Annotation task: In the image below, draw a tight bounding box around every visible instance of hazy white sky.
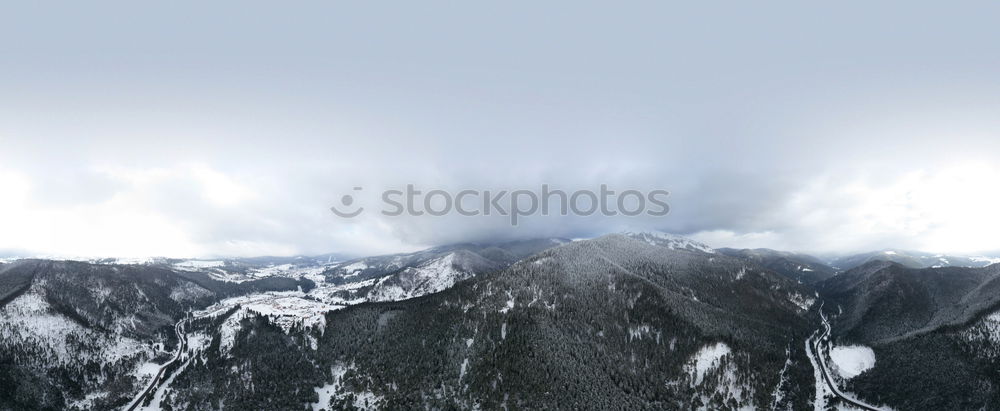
[2,1,1000,258]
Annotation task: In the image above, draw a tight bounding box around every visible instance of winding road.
[125,317,188,411]
[806,303,886,411]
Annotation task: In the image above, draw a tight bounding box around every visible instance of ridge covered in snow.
[0,285,148,365]
[621,231,716,253]
[367,253,473,302]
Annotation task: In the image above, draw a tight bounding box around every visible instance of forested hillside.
[164,234,819,410]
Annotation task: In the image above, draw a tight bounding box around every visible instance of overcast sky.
[2,1,1000,258]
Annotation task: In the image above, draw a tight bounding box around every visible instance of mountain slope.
[840,316,1000,410]
[311,238,569,304]
[321,238,569,283]
[0,260,315,410]
[162,233,821,410]
[0,261,201,409]
[717,248,837,284]
[817,263,1000,409]
[819,261,1000,343]
[365,250,498,302]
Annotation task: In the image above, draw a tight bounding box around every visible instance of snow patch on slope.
[771,347,793,409]
[311,363,385,410]
[193,291,343,356]
[971,256,1000,265]
[368,253,472,302]
[0,285,146,365]
[684,342,732,386]
[217,309,250,355]
[788,292,816,312]
[967,311,1000,342]
[627,324,662,343]
[339,261,369,277]
[67,391,108,410]
[681,342,755,409]
[959,310,1000,362]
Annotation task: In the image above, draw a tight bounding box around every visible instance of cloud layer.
[2,2,999,257]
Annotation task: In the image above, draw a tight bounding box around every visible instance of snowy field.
[830,345,876,379]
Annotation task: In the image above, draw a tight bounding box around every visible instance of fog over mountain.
[3,2,1000,259]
